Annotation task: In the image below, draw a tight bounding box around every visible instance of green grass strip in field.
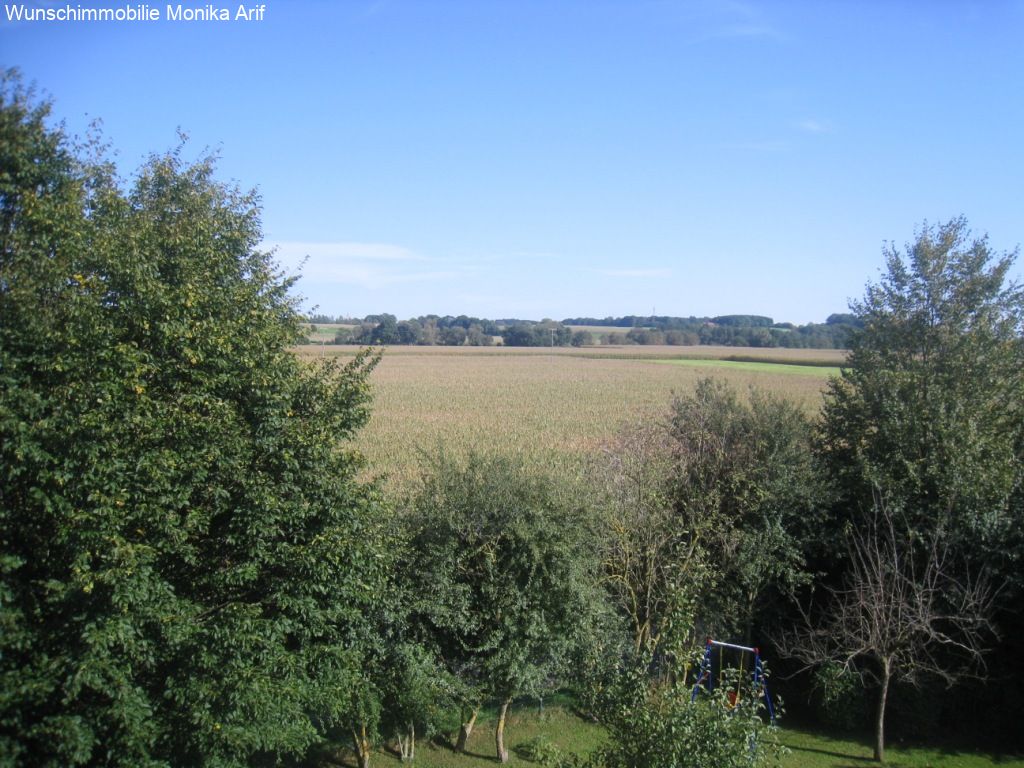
[653,358,842,377]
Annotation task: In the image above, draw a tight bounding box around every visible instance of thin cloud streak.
[264,240,464,291]
[797,119,832,134]
[597,268,673,278]
[269,240,426,262]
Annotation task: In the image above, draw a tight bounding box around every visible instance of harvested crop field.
[294,345,844,486]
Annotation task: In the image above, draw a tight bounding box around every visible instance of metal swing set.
[689,638,776,724]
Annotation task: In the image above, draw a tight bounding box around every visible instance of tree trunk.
[455,708,478,752]
[396,727,412,762]
[495,698,512,764]
[410,721,415,762]
[874,659,891,762]
[353,723,371,768]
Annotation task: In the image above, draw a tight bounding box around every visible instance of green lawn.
[779,726,1024,768]
[315,704,605,767]
[313,705,1022,768]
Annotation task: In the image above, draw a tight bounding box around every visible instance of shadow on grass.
[427,734,496,763]
[309,751,355,768]
[457,748,497,762]
[787,743,876,764]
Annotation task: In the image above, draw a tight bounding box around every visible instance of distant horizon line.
[302,311,852,326]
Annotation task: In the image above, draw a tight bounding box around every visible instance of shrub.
[591,660,781,768]
[810,661,868,732]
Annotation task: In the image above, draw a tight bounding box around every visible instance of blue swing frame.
[689,638,776,724]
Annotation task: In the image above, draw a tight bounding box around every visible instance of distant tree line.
[334,314,500,346]
[564,313,861,348]
[308,312,860,348]
[321,315,589,348]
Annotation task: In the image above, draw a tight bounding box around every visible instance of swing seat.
[727,690,739,708]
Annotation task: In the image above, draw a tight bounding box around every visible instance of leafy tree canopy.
[667,379,828,639]
[404,452,603,762]
[0,71,385,766]
[820,217,1024,572]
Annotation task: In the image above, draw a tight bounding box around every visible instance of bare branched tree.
[780,497,996,762]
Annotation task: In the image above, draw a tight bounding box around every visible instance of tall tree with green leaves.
[819,217,1024,580]
[404,453,602,763]
[0,72,386,766]
[666,378,827,642]
[803,218,1022,753]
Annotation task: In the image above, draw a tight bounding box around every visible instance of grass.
[292,344,843,488]
[313,705,1023,768]
[778,726,1024,768]
[317,702,606,768]
[653,358,842,377]
[306,322,358,342]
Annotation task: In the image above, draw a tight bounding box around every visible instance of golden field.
[294,344,846,487]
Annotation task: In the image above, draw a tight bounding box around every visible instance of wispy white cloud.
[265,240,459,290]
[796,119,832,134]
[302,263,460,288]
[597,268,673,278]
[270,240,426,262]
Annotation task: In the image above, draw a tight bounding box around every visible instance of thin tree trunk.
[396,727,411,762]
[496,698,512,764]
[352,723,371,768]
[875,659,891,763]
[455,708,478,752]
[410,722,415,761]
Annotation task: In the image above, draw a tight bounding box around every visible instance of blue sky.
[3,0,1022,322]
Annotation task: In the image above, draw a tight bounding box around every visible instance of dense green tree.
[0,74,386,766]
[667,379,827,640]
[418,318,440,345]
[397,319,423,345]
[807,218,1024,751]
[571,330,592,347]
[712,315,774,328]
[819,217,1024,579]
[378,642,457,763]
[370,314,400,344]
[500,322,572,347]
[825,313,861,327]
[404,453,602,763]
[465,323,493,346]
[440,325,467,346]
[501,324,536,346]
